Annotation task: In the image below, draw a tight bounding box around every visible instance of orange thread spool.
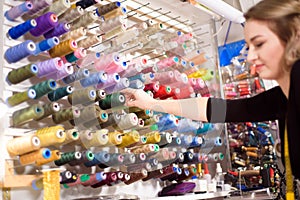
[7,134,41,156]
[19,148,51,166]
[48,39,77,57]
[36,150,61,166]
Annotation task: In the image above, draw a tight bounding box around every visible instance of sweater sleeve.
[207,86,287,123]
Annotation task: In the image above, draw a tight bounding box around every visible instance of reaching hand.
[121,88,156,110]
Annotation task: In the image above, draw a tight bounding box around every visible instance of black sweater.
[207,59,300,179]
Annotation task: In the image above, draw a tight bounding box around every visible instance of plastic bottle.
[215,163,225,191]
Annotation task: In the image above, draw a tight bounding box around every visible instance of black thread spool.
[68,150,94,166]
[76,0,98,9]
[60,171,77,184]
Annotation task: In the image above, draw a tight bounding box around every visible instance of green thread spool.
[35,102,61,121]
[201,69,214,81]
[68,88,96,105]
[12,104,44,126]
[7,64,38,84]
[54,151,81,166]
[30,79,57,99]
[48,86,73,102]
[68,150,94,166]
[7,89,36,107]
[52,107,80,124]
[99,92,125,110]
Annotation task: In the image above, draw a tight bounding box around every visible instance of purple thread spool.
[36,57,64,78]
[30,12,58,37]
[46,63,74,80]
[34,37,60,55]
[95,72,120,89]
[43,23,70,39]
[7,19,37,40]
[5,1,33,21]
[104,77,129,94]
[27,0,53,16]
[80,71,107,88]
[4,40,36,63]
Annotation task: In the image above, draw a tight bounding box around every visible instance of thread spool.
[127,162,151,172]
[49,39,77,58]
[68,88,96,105]
[98,153,124,168]
[145,131,161,144]
[98,92,125,110]
[104,77,129,94]
[158,132,172,147]
[12,104,44,126]
[27,0,53,16]
[35,102,60,121]
[6,64,38,85]
[7,19,36,40]
[124,168,147,185]
[4,40,36,63]
[44,23,70,39]
[60,171,77,184]
[46,63,74,81]
[44,0,71,16]
[19,148,51,165]
[98,15,126,34]
[5,1,33,21]
[104,23,126,39]
[71,11,99,30]
[59,6,84,23]
[52,107,80,124]
[62,68,89,84]
[36,57,64,78]
[34,37,60,55]
[61,27,87,41]
[81,172,107,187]
[68,150,94,166]
[95,72,118,88]
[95,2,121,16]
[81,129,109,148]
[130,144,156,154]
[80,71,107,88]
[77,35,102,49]
[108,131,123,146]
[117,130,140,148]
[6,89,36,107]
[29,12,58,37]
[115,27,139,45]
[36,150,61,166]
[98,112,121,128]
[60,128,79,145]
[29,79,57,99]
[47,86,73,102]
[144,115,160,126]
[115,113,138,130]
[63,48,87,63]
[84,151,110,167]
[54,151,81,166]
[91,172,117,188]
[35,125,66,147]
[7,134,40,156]
[122,153,136,165]
[63,174,90,188]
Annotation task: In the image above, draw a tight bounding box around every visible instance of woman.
[123,0,300,184]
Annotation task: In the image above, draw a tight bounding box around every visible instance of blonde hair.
[244,0,300,70]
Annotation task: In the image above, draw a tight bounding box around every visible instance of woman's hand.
[121,88,156,110]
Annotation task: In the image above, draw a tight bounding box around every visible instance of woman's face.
[244,19,286,80]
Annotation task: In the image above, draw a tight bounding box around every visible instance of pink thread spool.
[94,52,119,71]
[153,71,174,84]
[156,56,179,70]
[172,85,195,99]
[77,52,101,68]
[46,63,73,80]
[173,33,193,44]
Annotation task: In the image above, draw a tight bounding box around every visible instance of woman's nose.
[246,47,258,63]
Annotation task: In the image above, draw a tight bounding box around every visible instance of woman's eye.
[255,43,263,48]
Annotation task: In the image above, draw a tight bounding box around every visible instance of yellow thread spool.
[108,131,123,146]
[62,128,79,144]
[49,39,77,58]
[36,150,61,166]
[7,89,36,107]
[43,169,60,200]
[35,126,66,147]
[61,27,86,41]
[117,130,140,148]
[81,129,109,149]
[145,131,161,144]
[19,148,51,166]
[7,134,41,156]
[77,35,102,49]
